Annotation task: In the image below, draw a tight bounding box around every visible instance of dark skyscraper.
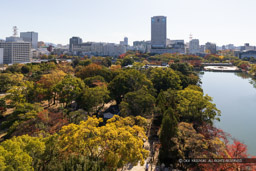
[151,16,167,49]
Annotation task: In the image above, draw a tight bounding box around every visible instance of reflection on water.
[235,72,251,79]
[235,72,256,89]
[201,71,256,155]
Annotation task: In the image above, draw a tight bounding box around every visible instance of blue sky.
[1,0,256,46]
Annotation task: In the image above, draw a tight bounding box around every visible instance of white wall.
[0,48,3,64]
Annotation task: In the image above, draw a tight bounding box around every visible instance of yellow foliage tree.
[0,135,45,171]
[58,116,149,169]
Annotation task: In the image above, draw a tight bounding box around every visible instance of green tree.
[78,59,92,66]
[0,98,6,118]
[150,68,181,93]
[66,109,88,124]
[1,103,43,137]
[120,88,155,117]
[121,56,134,67]
[54,75,85,107]
[156,89,178,114]
[6,86,27,106]
[39,62,57,74]
[77,86,110,114]
[84,75,105,87]
[102,57,112,67]
[108,69,153,104]
[6,81,39,105]
[177,87,221,125]
[0,73,24,93]
[21,65,31,74]
[175,71,199,89]
[37,70,66,104]
[0,135,45,170]
[249,64,256,77]
[5,64,22,73]
[159,108,178,165]
[170,63,193,76]
[132,62,145,70]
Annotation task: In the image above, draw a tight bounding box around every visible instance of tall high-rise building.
[69,37,82,52]
[124,37,128,46]
[151,16,167,49]
[189,39,200,54]
[20,32,38,49]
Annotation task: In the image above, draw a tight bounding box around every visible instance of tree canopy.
[120,88,156,117]
[149,68,181,93]
[58,116,149,169]
[108,69,153,104]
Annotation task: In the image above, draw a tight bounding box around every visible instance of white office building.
[20,32,38,49]
[189,39,200,54]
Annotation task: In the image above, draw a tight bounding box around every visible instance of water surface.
[201,72,256,155]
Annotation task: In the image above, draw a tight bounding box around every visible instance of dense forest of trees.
[0,52,254,170]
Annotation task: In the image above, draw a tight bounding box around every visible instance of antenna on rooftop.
[13,26,18,37]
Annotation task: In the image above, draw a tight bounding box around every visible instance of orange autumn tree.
[75,63,102,79]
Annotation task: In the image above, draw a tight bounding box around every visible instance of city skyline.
[1,0,256,46]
